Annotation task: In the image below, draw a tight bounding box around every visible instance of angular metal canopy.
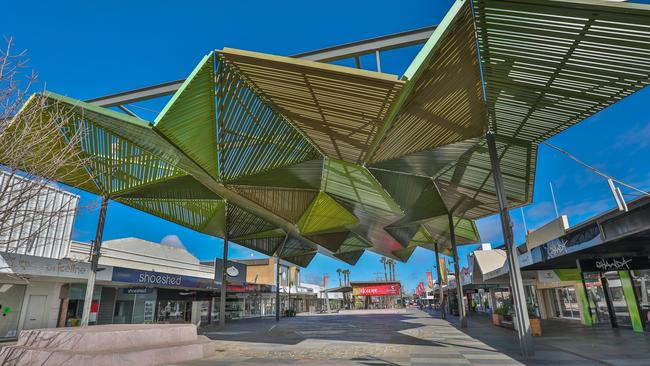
[3,0,649,266]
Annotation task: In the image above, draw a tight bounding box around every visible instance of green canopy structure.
[2,0,649,270]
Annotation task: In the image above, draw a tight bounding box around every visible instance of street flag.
[439,258,448,285]
[323,274,328,287]
[426,271,434,289]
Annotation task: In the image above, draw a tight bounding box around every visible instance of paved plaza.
[168,309,650,366]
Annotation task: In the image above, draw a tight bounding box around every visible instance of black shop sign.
[578,256,650,272]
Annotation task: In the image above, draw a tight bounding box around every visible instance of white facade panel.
[0,171,79,259]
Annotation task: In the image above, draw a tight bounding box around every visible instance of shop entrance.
[583,271,633,328]
[549,286,580,320]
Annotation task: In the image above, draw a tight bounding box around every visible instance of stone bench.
[0,324,216,366]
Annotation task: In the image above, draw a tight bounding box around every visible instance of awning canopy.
[3,0,650,266]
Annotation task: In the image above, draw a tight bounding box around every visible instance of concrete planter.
[530,318,542,336]
[492,314,502,326]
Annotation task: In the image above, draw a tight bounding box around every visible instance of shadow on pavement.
[200,312,449,347]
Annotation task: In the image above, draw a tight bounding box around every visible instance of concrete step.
[0,335,216,366]
[15,324,198,352]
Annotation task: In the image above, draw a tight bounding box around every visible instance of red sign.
[324,274,328,287]
[353,283,401,296]
[426,271,434,289]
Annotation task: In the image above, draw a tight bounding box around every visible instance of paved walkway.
[169,309,650,366]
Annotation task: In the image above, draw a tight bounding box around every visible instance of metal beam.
[292,25,436,62]
[86,26,435,108]
[87,79,185,108]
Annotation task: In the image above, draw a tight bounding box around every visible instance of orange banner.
[439,258,447,285]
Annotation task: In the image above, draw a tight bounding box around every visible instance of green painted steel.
[10,0,648,266]
[232,185,317,224]
[155,52,219,179]
[366,0,486,163]
[473,0,650,142]
[216,58,321,182]
[619,271,644,332]
[575,282,594,327]
[322,158,402,214]
[297,191,359,235]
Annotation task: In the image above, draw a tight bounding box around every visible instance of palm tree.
[336,268,342,287]
[380,257,388,281]
[388,259,396,281]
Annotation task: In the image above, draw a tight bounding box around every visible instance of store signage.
[578,256,650,272]
[536,223,602,261]
[352,283,401,296]
[112,267,217,289]
[213,259,247,283]
[226,266,239,277]
[122,287,153,295]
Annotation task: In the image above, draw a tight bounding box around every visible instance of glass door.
[583,272,611,326]
[603,272,632,327]
[552,287,580,320]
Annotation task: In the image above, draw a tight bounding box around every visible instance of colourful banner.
[324,274,328,287]
[352,283,401,296]
[426,271,434,289]
[439,258,448,285]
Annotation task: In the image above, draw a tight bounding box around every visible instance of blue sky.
[4,0,650,293]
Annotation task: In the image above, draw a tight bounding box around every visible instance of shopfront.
[351,282,402,309]
[578,256,649,332]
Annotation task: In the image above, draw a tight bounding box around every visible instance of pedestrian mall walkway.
[172,309,650,366]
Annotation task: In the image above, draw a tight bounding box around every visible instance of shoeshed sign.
[578,256,650,272]
[112,267,217,290]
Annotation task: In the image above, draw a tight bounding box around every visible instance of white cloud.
[160,234,185,249]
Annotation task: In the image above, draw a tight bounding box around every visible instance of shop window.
[0,283,26,340]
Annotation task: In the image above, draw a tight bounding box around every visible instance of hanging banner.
[439,258,448,285]
[426,271,434,289]
[352,283,401,296]
[323,274,328,287]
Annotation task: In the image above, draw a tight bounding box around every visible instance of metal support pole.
[433,241,446,319]
[81,196,109,327]
[219,203,229,328]
[276,234,289,321]
[448,213,467,328]
[375,50,382,72]
[486,131,534,358]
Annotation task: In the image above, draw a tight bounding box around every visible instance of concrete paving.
[168,309,650,366]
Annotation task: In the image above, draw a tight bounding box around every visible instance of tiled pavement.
[168,309,650,366]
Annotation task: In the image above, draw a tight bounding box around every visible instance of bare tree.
[0,37,93,258]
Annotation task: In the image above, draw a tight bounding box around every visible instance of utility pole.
[81,196,109,327]
[448,213,467,328]
[433,241,445,319]
[276,235,288,321]
[486,131,534,358]
[219,202,229,328]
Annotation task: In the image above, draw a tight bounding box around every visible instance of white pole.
[549,182,559,218]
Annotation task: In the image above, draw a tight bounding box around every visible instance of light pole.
[80,196,109,327]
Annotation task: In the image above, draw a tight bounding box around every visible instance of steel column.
[219,203,229,328]
[486,131,534,358]
[433,241,446,319]
[448,213,467,328]
[80,196,109,326]
[276,235,289,321]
